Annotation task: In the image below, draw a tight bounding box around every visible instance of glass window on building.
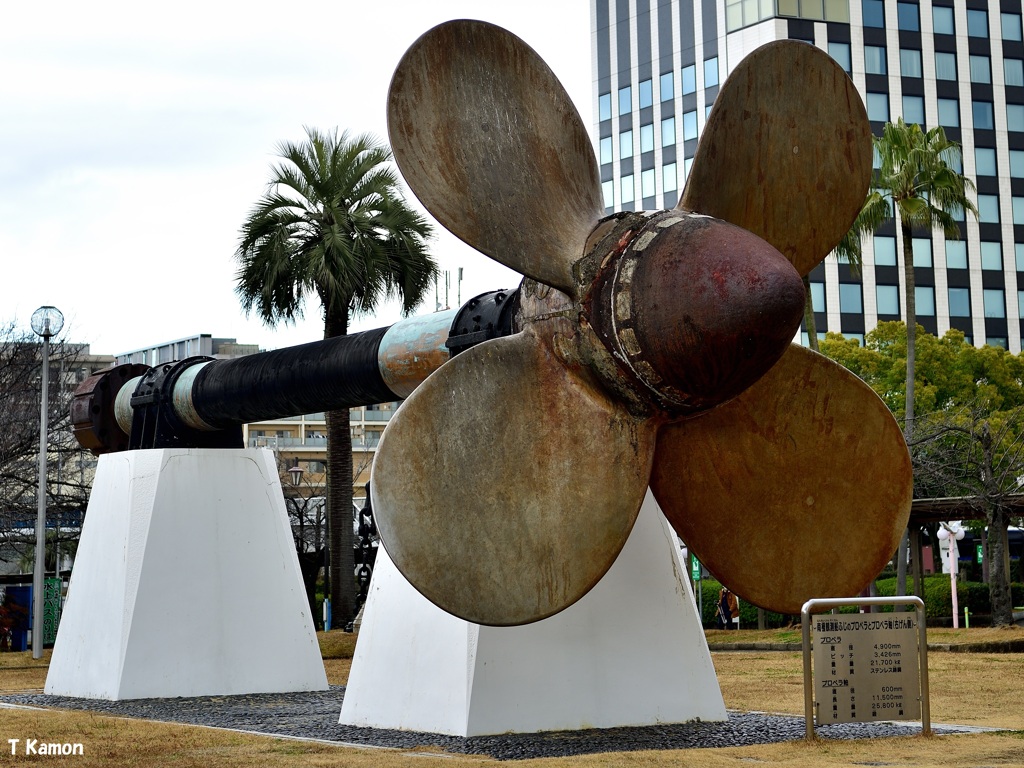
[620,129,633,158]
[946,240,968,269]
[863,0,885,27]
[839,283,863,313]
[900,49,922,78]
[976,147,998,176]
[875,235,897,265]
[704,57,719,88]
[947,151,963,175]
[683,110,698,141]
[877,284,900,315]
[682,64,696,95]
[1010,105,1024,130]
[1014,197,1024,226]
[641,168,656,198]
[984,288,1006,319]
[619,85,632,115]
[867,92,890,122]
[933,5,955,34]
[970,55,991,84]
[663,162,677,192]
[1019,291,1024,319]
[602,180,614,208]
[938,98,960,127]
[1017,243,1024,271]
[640,123,655,153]
[599,93,612,121]
[660,71,674,101]
[904,95,925,124]
[967,9,988,37]
[600,136,613,164]
[621,174,634,205]
[897,2,919,30]
[1003,12,1023,41]
[973,101,995,130]
[949,287,971,317]
[683,155,694,180]
[662,116,676,146]
[916,286,936,316]
[865,45,887,75]
[935,51,957,80]
[979,194,1000,223]
[1006,59,1024,88]
[912,238,932,267]
[981,241,1002,270]
[810,281,825,312]
[639,79,653,110]
[829,41,851,72]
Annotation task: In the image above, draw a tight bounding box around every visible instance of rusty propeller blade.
[650,345,913,615]
[371,327,657,626]
[679,40,872,277]
[387,19,603,296]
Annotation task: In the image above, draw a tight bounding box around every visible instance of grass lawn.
[0,627,1021,767]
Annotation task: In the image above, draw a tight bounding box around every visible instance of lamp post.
[30,305,63,659]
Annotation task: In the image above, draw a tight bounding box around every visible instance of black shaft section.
[191,327,394,429]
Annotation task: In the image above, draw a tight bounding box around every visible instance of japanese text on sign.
[811,613,920,725]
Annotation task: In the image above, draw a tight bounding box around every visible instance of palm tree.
[842,119,977,438]
[841,118,977,597]
[235,127,437,626]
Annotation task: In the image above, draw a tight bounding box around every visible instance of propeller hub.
[582,211,805,417]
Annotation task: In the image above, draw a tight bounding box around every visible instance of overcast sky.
[0,1,592,355]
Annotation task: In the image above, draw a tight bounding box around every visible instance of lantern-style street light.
[30,306,63,659]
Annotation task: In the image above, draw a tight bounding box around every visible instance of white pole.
[32,333,50,659]
[949,533,960,629]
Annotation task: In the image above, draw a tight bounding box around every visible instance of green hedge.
[874,575,1024,620]
[694,576,1023,627]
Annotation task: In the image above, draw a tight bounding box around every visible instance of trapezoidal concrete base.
[339,491,726,736]
[45,448,328,700]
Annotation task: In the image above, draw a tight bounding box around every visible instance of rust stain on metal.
[387,20,603,296]
[650,344,913,615]
[679,40,872,276]
[71,363,149,454]
[372,317,657,627]
[378,309,457,399]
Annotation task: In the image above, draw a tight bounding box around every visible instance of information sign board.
[811,614,921,724]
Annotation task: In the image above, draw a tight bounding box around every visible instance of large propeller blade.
[371,325,657,626]
[387,20,603,295]
[679,41,872,276]
[649,345,913,615]
[374,21,908,627]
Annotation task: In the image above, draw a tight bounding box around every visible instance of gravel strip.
[2,688,973,761]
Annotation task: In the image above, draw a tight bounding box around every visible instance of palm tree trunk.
[897,220,917,601]
[802,275,819,352]
[325,308,357,627]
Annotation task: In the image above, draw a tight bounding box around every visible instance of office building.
[591,0,1024,350]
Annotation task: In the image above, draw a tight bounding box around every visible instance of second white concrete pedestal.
[45,449,328,700]
[340,491,725,735]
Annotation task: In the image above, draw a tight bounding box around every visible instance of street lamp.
[288,464,305,487]
[30,305,63,659]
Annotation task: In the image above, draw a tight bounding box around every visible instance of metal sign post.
[801,596,930,740]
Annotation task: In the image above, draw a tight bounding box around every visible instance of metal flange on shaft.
[71,289,519,454]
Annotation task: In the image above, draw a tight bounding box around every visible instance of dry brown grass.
[0,629,1022,767]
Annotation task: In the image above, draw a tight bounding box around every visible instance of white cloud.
[0,0,591,353]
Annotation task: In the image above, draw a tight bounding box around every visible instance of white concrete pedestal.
[45,449,328,700]
[340,491,725,735]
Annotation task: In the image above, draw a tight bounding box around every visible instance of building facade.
[592,0,1024,350]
